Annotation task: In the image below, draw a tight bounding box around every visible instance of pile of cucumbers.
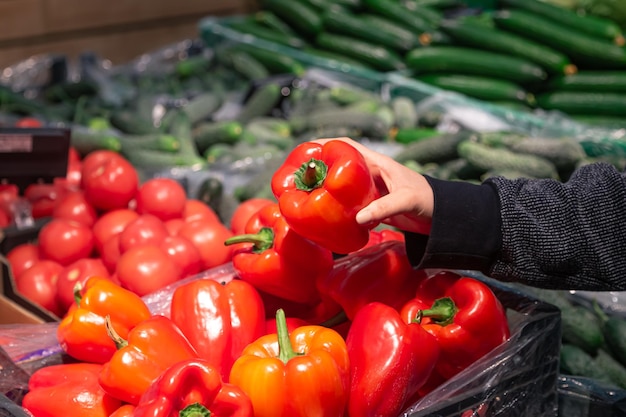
[221,0,626,124]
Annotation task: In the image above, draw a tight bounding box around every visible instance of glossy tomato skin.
[229,197,274,235]
[15,260,63,316]
[135,178,187,221]
[178,219,234,271]
[55,258,111,313]
[92,209,139,254]
[116,245,182,296]
[100,235,121,274]
[38,219,95,266]
[81,153,139,212]
[182,199,220,224]
[52,191,98,227]
[160,235,202,278]
[117,214,168,254]
[6,243,40,280]
[80,150,122,179]
[164,218,185,236]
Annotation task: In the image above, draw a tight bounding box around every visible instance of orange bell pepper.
[56,276,151,363]
[229,309,350,417]
[98,315,199,405]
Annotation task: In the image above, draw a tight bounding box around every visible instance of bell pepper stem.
[294,158,328,191]
[223,227,274,253]
[276,308,303,363]
[73,282,83,306]
[180,403,211,417]
[416,297,458,326]
[320,310,348,328]
[104,315,129,349]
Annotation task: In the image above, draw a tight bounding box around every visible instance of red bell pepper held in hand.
[224,203,333,305]
[400,271,511,382]
[126,359,253,417]
[229,309,350,417]
[359,228,405,251]
[99,315,200,405]
[318,240,427,320]
[270,140,378,254]
[22,363,122,417]
[170,278,266,381]
[346,302,440,417]
[56,276,151,363]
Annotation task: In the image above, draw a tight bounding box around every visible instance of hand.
[312,137,434,235]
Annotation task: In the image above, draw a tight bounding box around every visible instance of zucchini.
[315,32,406,71]
[439,19,577,75]
[394,131,472,164]
[229,20,308,49]
[258,0,323,39]
[548,71,626,93]
[417,74,534,104]
[322,8,418,52]
[492,10,626,70]
[405,46,548,84]
[361,0,435,35]
[498,0,625,46]
[536,92,626,117]
[237,83,284,125]
[458,140,559,179]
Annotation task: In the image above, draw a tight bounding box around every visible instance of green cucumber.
[253,10,297,35]
[70,126,122,156]
[408,0,461,8]
[499,0,625,45]
[390,96,419,130]
[401,2,443,25]
[192,120,244,153]
[439,19,577,75]
[594,349,626,389]
[548,71,626,93]
[560,344,615,385]
[301,47,372,68]
[181,92,223,126]
[571,115,626,129]
[258,0,323,39]
[536,92,626,117]
[392,127,440,144]
[109,109,159,135]
[417,74,534,104]
[328,85,381,106]
[405,46,548,84]
[125,149,207,170]
[315,32,406,71]
[216,49,270,81]
[361,0,435,35]
[229,20,308,49]
[120,134,180,154]
[358,14,422,49]
[458,140,559,179]
[322,8,418,52]
[245,117,292,137]
[492,10,626,70]
[595,305,626,369]
[237,83,284,124]
[242,124,295,150]
[288,106,393,138]
[394,131,472,164]
[225,44,306,76]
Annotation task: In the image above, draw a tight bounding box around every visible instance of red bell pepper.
[99,315,200,405]
[317,240,427,320]
[224,203,334,305]
[346,302,440,417]
[22,363,122,417]
[57,276,151,363]
[170,278,266,381]
[400,271,510,383]
[360,228,405,251]
[229,309,350,417]
[115,359,253,417]
[270,139,378,254]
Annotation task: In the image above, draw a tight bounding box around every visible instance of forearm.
[405,163,626,291]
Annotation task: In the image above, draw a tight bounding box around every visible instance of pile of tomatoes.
[3,148,272,318]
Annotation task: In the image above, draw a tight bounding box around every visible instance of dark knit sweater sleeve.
[405,162,626,291]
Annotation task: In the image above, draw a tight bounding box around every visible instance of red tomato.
[81,152,139,211]
[182,199,220,224]
[229,197,275,235]
[118,214,168,254]
[6,243,40,279]
[52,191,98,227]
[160,235,202,278]
[55,258,110,313]
[68,147,81,165]
[92,209,139,254]
[24,183,67,218]
[14,260,63,316]
[0,210,10,228]
[135,178,187,221]
[116,245,182,296]
[64,160,83,188]
[178,219,234,271]
[164,218,185,236]
[100,235,121,273]
[38,218,94,266]
[80,150,123,179]
[30,198,57,219]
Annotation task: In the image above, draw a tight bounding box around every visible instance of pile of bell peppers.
[20,140,512,417]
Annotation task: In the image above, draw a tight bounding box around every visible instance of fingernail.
[356,209,371,225]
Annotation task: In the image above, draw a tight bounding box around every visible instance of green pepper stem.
[294,158,328,191]
[416,297,458,326]
[73,282,83,306]
[223,227,274,253]
[276,308,302,364]
[180,403,211,417]
[104,315,128,349]
[320,310,348,328]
